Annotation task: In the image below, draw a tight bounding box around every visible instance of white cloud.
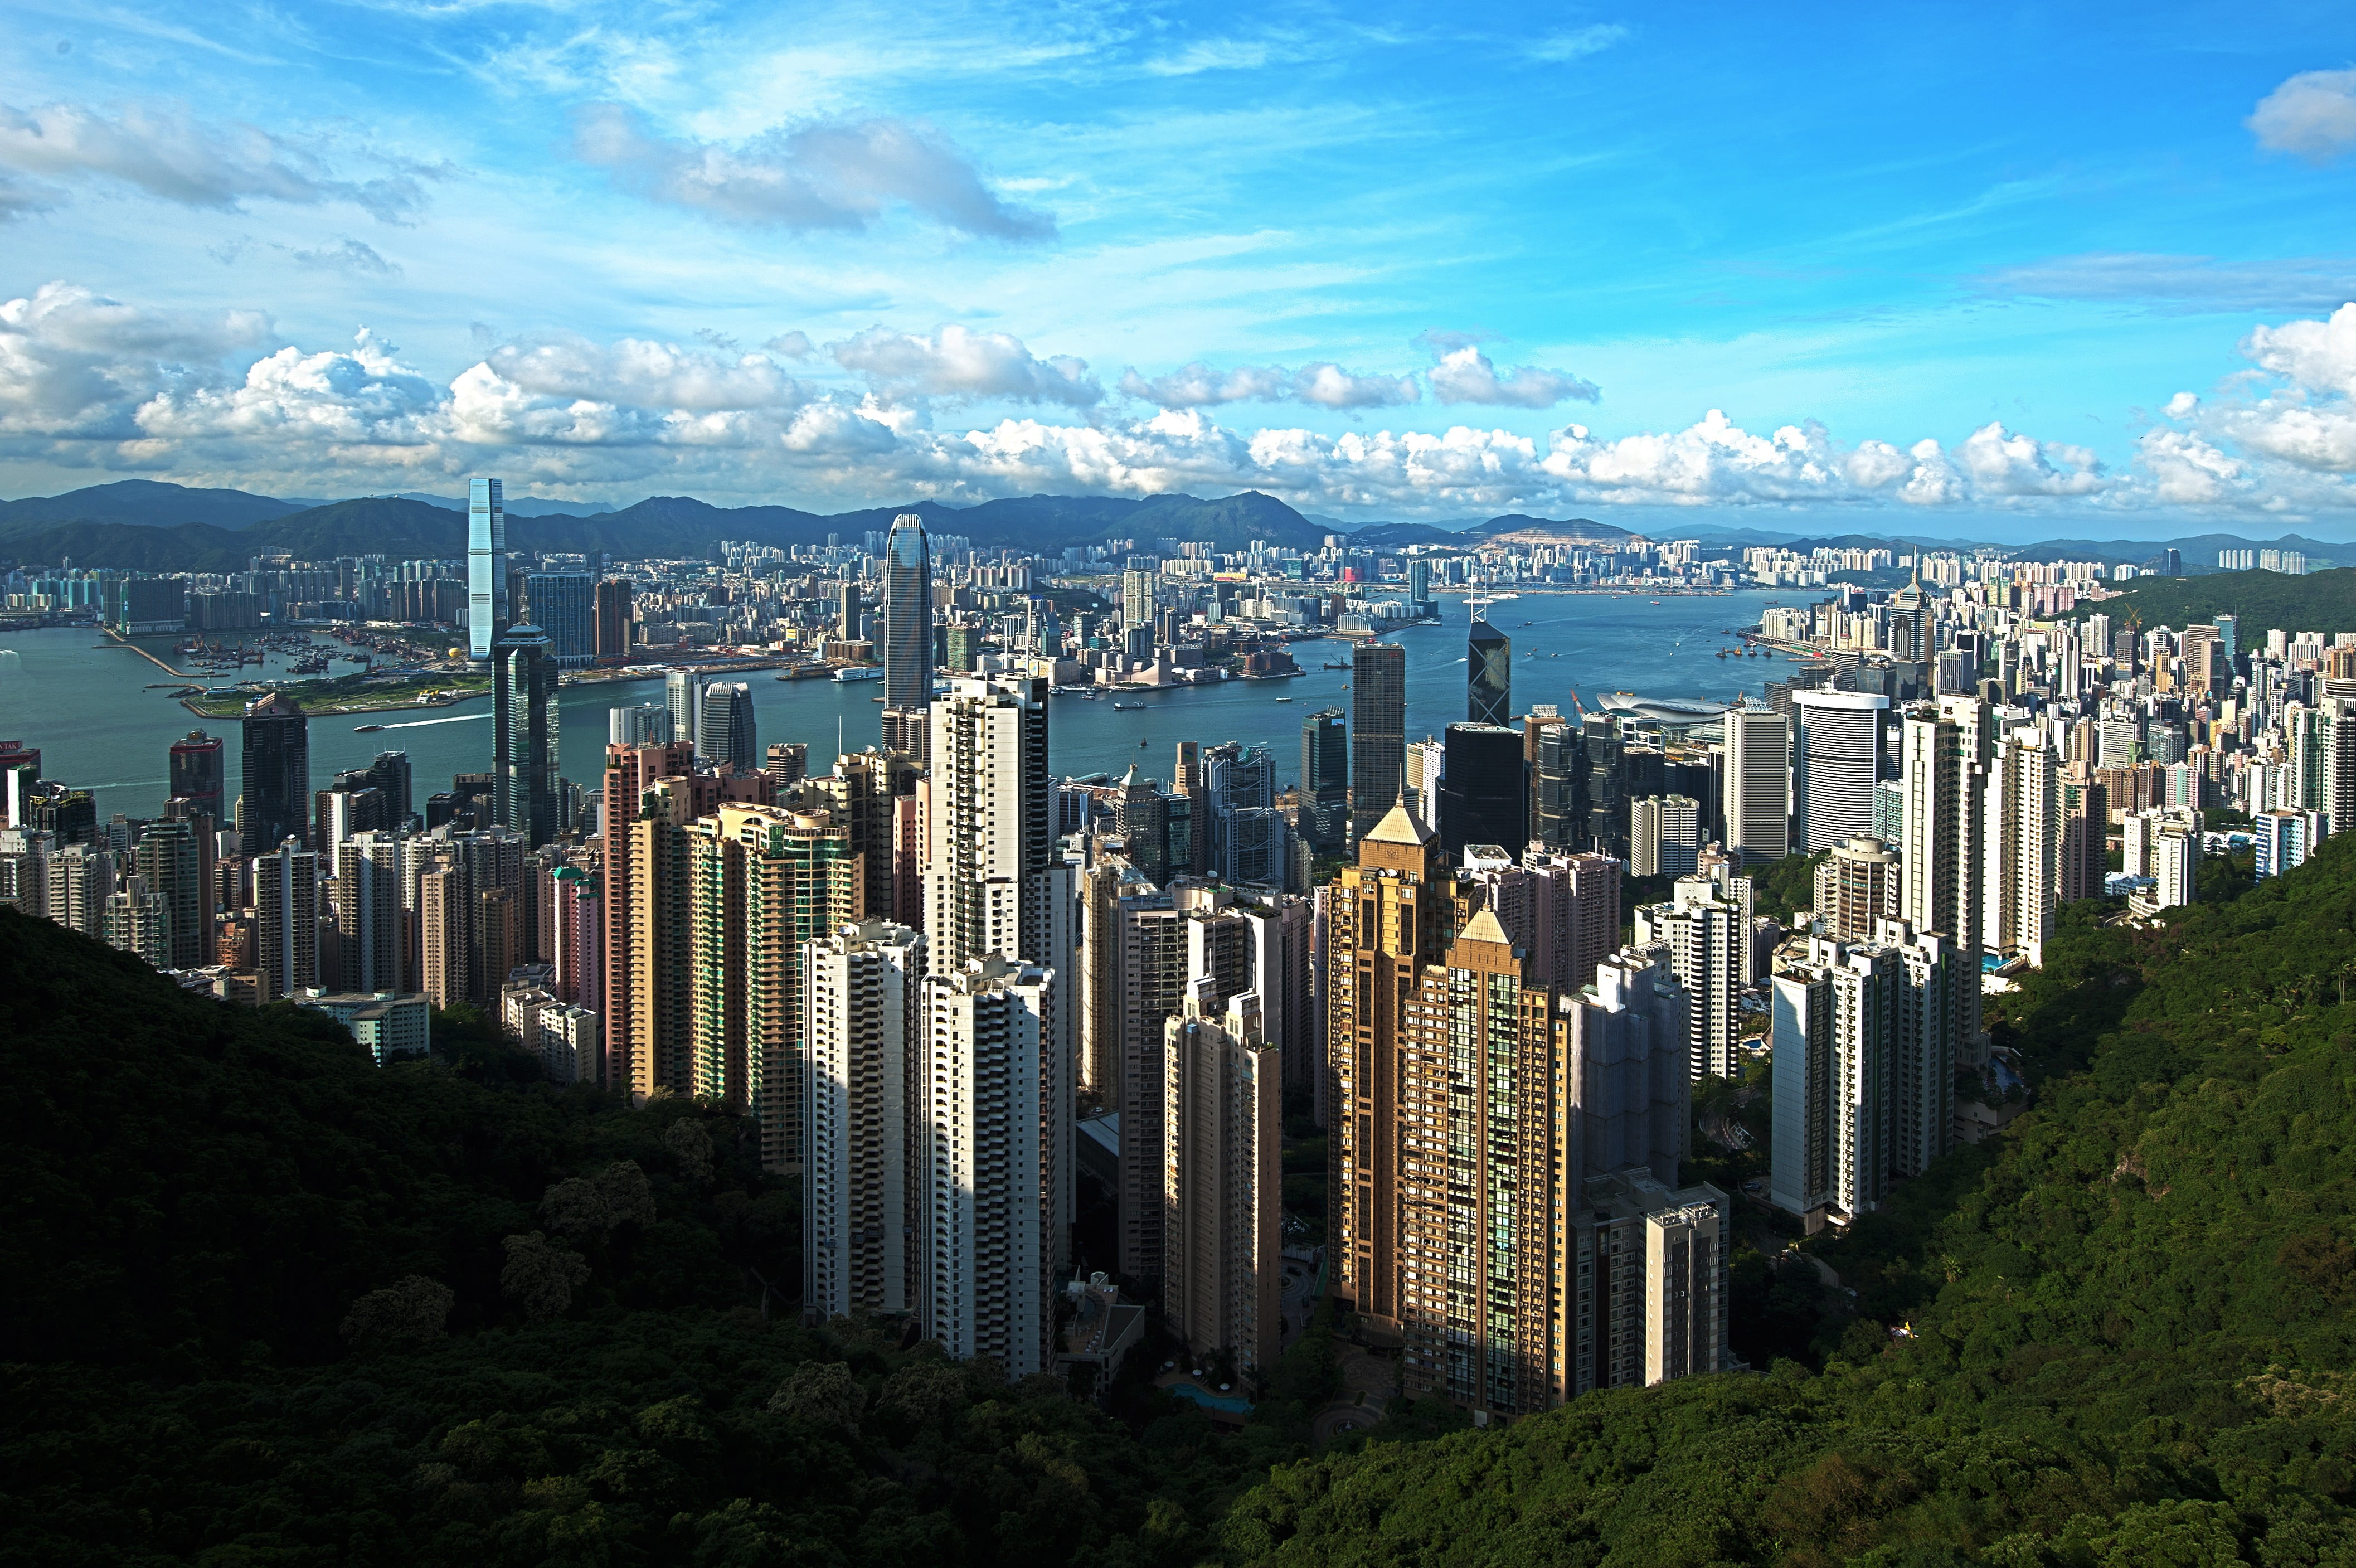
[830,324,1100,407]
[0,281,271,441]
[762,331,815,359]
[2248,69,2356,163]
[10,283,2356,517]
[2165,391,2200,419]
[570,103,1055,240]
[2242,302,2356,397]
[1427,345,1599,407]
[1119,360,1417,409]
[0,100,429,222]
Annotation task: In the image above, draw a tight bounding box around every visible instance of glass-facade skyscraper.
[698,682,758,774]
[1468,616,1512,726]
[525,571,595,668]
[240,692,309,855]
[1300,707,1348,852]
[881,512,932,758]
[467,478,508,661]
[1348,640,1406,843]
[493,622,561,846]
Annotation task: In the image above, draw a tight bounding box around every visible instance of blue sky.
[1,0,2354,539]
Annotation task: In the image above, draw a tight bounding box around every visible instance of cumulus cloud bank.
[571,104,1055,241]
[7,281,2355,516]
[0,100,430,223]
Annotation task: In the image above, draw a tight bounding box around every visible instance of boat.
[1112,701,1144,711]
[832,666,884,683]
[1322,661,1350,669]
[1274,696,1292,702]
[353,724,384,733]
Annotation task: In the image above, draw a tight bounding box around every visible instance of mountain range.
[0,480,2341,574]
[0,482,1631,571]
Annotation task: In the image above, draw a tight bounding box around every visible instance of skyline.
[0,4,2350,536]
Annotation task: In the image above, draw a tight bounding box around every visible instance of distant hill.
[2074,566,2356,636]
[0,486,1335,568]
[1471,513,1633,544]
[0,480,306,538]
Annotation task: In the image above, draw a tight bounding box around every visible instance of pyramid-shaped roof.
[1362,800,1432,847]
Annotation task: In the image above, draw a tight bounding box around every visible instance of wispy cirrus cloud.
[570,103,1056,241]
[1973,251,2356,315]
[1524,23,1628,63]
[0,100,432,223]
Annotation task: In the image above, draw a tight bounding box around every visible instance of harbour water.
[0,590,1797,819]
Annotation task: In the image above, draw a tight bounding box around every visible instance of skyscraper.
[493,622,561,847]
[593,577,634,662]
[697,682,757,774]
[336,832,405,993]
[1348,640,1406,842]
[168,730,225,819]
[132,817,205,969]
[467,477,507,662]
[1163,982,1283,1375]
[881,512,932,758]
[921,953,1062,1377]
[254,838,319,1003]
[1325,799,1473,1334]
[599,740,695,1093]
[1983,728,2058,967]
[523,571,595,668]
[1792,691,1887,851]
[1439,722,1526,863]
[665,669,703,757]
[1396,906,1556,1413]
[1467,616,1512,726]
[1721,708,1790,865]
[1300,707,1348,852]
[804,917,926,1320]
[240,693,309,855]
[609,704,673,746]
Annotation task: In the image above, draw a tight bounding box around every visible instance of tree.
[768,1361,865,1434]
[499,1232,590,1322]
[664,1116,715,1184]
[338,1275,454,1345]
[538,1160,658,1242]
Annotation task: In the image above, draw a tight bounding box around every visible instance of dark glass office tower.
[1348,640,1406,842]
[239,692,309,854]
[168,729,225,818]
[467,477,507,662]
[365,751,414,828]
[524,570,595,667]
[1300,706,1348,851]
[493,622,560,846]
[697,681,758,774]
[1468,617,1512,726]
[881,512,932,760]
[593,577,634,662]
[1580,710,1624,857]
[1439,722,1526,864]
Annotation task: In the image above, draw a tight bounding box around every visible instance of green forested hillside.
[2080,567,2356,638]
[9,820,2356,1566]
[1224,844,2356,1565]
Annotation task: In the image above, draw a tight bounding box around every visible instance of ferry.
[1112,701,1145,711]
[832,666,884,683]
[353,724,384,734]
[1274,696,1293,702]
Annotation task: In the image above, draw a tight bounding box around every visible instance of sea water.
[0,590,1800,819]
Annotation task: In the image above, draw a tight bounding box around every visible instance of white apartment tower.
[920,954,1062,1377]
[804,918,926,1322]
